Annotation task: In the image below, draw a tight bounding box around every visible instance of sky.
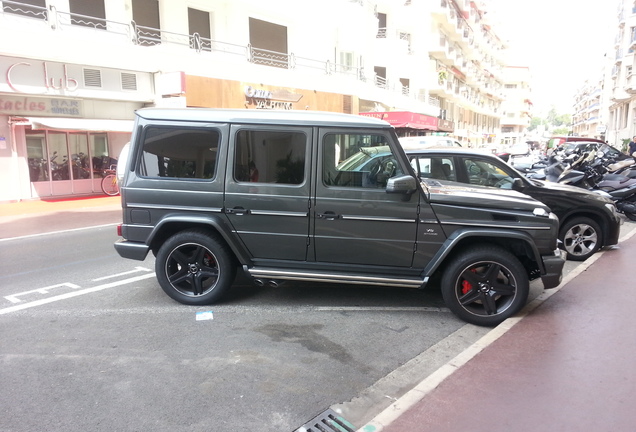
[487,0,616,116]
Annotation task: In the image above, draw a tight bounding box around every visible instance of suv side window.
[323,133,403,188]
[464,157,514,188]
[234,130,306,184]
[411,156,456,181]
[138,126,219,180]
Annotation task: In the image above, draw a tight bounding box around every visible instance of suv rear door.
[224,124,312,261]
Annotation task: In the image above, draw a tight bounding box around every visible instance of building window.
[132,0,161,46]
[188,7,211,51]
[2,0,47,20]
[249,18,289,68]
[69,0,106,29]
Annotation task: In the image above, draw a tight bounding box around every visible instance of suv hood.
[422,179,550,213]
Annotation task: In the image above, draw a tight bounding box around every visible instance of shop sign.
[5,60,78,93]
[437,118,454,132]
[0,95,83,117]
[244,86,303,110]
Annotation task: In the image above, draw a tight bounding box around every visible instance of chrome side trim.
[435,220,551,230]
[341,215,415,223]
[249,210,308,217]
[127,203,223,213]
[247,267,424,288]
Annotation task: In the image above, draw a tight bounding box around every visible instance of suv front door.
[312,129,419,268]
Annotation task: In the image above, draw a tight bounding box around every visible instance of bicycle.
[101,164,120,196]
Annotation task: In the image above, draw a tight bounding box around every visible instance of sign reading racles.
[244,86,303,110]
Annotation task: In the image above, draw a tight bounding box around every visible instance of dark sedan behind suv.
[405,147,621,261]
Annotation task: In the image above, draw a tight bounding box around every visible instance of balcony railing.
[1,0,47,20]
[0,0,444,111]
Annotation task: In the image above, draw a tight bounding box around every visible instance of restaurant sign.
[0,95,83,117]
[244,86,303,110]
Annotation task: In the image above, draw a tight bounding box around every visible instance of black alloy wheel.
[155,230,236,305]
[441,245,529,327]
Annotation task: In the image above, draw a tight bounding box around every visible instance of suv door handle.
[317,211,339,220]
[226,207,249,215]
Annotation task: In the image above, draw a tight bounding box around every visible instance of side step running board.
[246,266,426,288]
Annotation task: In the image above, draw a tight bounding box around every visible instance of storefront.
[0,55,153,202]
[181,74,351,113]
[359,111,444,137]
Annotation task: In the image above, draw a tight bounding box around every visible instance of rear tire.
[559,217,601,261]
[440,245,529,327]
[155,230,236,305]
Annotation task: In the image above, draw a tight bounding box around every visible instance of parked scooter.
[562,148,636,221]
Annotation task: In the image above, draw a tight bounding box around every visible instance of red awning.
[359,111,439,130]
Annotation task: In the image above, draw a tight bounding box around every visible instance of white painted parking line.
[4,283,81,303]
[0,223,119,242]
[91,266,152,282]
[0,273,156,315]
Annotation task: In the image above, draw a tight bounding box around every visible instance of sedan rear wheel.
[559,217,601,261]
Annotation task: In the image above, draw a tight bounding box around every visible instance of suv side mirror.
[386,175,417,194]
[511,177,524,191]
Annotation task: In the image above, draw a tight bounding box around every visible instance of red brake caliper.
[461,280,473,294]
[461,269,477,294]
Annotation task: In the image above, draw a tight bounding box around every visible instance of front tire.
[155,230,236,305]
[440,245,529,327]
[559,217,601,261]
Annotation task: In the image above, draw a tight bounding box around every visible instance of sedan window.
[411,156,456,181]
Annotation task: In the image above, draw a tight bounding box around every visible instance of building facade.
[578,0,636,150]
[0,0,514,202]
[500,66,532,147]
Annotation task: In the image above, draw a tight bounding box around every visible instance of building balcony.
[625,74,636,94]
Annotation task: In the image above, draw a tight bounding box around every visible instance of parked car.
[114,108,565,327]
[405,147,622,261]
[547,136,605,151]
[398,136,462,149]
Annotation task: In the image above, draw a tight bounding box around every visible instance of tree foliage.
[527,106,571,132]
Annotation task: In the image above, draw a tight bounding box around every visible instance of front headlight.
[533,207,550,218]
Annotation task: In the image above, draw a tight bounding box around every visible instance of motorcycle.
[562,148,636,221]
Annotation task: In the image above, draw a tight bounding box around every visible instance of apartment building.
[500,66,532,147]
[0,0,509,201]
[571,77,606,141]
[583,0,636,148]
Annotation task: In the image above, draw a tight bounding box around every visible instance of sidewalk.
[0,195,122,239]
[0,195,121,217]
[360,227,636,432]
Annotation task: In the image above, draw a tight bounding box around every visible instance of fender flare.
[422,228,544,278]
[147,213,252,264]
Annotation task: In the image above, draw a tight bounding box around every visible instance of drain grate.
[293,408,356,432]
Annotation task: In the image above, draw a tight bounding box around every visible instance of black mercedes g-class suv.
[114,108,565,326]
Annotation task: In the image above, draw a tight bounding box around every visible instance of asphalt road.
[1,206,634,432]
[0,214,466,432]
